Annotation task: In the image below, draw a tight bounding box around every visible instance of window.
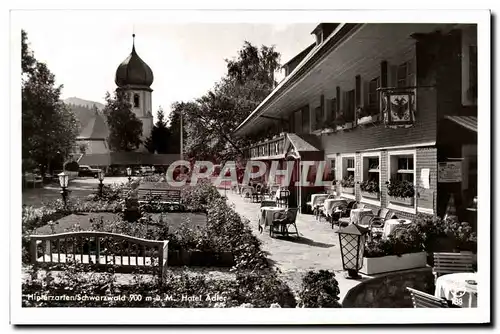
[340,155,356,198]
[368,77,380,110]
[133,94,140,108]
[361,154,381,203]
[327,158,336,181]
[396,156,414,182]
[396,61,416,88]
[387,150,417,213]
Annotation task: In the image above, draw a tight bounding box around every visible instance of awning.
[444,116,477,133]
[284,133,323,160]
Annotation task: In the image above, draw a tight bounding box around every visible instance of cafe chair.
[336,201,359,227]
[432,252,475,283]
[276,189,290,208]
[406,287,450,308]
[368,210,397,237]
[270,208,299,238]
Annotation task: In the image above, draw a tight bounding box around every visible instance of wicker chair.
[270,208,299,238]
[337,201,361,227]
[276,189,290,208]
[406,287,450,308]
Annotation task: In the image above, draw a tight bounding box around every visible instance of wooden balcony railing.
[247,134,286,159]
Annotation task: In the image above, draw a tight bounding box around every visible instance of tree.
[103,89,143,152]
[151,107,169,154]
[22,30,79,175]
[144,133,155,153]
[178,41,281,161]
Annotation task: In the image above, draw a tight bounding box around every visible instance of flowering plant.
[340,175,355,188]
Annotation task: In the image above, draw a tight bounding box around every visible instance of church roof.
[115,34,154,88]
[77,112,109,140]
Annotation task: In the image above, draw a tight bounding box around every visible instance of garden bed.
[168,250,234,267]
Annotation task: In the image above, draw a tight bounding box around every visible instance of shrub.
[298,270,341,308]
[359,180,379,193]
[64,161,79,172]
[386,179,415,198]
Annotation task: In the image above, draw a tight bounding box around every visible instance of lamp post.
[98,169,105,198]
[58,171,69,208]
[335,224,370,279]
[127,167,132,182]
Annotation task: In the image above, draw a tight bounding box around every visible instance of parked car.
[78,165,101,177]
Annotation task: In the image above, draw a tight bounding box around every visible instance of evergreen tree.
[151,107,169,154]
[144,133,155,153]
[22,30,79,174]
[103,89,143,152]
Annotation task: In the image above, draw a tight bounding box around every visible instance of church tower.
[114,34,154,151]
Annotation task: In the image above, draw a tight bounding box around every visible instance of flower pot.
[361,190,380,200]
[389,196,414,206]
[341,186,355,195]
[361,251,427,275]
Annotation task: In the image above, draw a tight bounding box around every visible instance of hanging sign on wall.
[382,90,415,128]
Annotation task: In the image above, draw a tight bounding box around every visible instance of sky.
[17,10,317,119]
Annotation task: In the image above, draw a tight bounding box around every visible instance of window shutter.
[326,99,332,122]
[355,75,361,107]
[389,65,398,87]
[363,80,370,107]
[336,86,341,116]
[381,61,388,88]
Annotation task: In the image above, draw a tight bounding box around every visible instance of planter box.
[341,186,355,195]
[361,190,380,200]
[389,196,415,206]
[361,251,427,275]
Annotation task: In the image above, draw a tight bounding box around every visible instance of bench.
[30,231,169,279]
[137,188,183,209]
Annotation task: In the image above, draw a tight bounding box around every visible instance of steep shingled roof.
[77,112,109,140]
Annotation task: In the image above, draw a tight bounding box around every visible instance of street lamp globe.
[335,223,370,279]
[98,169,105,182]
[58,171,69,188]
[126,167,132,176]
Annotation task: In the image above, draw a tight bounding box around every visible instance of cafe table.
[322,198,347,218]
[349,208,373,225]
[382,219,413,238]
[434,272,478,308]
[260,206,286,228]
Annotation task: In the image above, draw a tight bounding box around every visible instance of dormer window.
[133,94,140,108]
